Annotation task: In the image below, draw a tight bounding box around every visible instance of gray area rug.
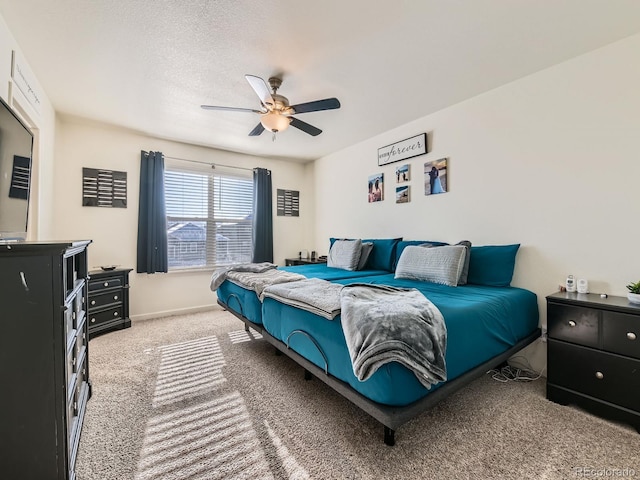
[76,308,640,479]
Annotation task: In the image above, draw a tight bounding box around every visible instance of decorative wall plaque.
[9,155,31,200]
[277,189,299,216]
[82,168,127,208]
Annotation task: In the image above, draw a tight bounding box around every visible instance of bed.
[215,238,401,325]
[215,240,541,445]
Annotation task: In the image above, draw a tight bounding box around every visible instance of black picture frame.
[377,133,427,166]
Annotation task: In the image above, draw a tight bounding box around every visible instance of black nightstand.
[546,292,640,433]
[285,258,327,266]
[87,268,132,339]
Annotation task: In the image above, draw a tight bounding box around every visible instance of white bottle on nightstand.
[566,275,576,293]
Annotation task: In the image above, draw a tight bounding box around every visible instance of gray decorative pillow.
[395,245,467,286]
[455,240,472,285]
[356,242,374,270]
[328,239,362,271]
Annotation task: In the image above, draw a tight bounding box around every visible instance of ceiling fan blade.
[245,75,275,108]
[201,105,262,113]
[290,117,322,136]
[248,123,265,136]
[290,98,341,114]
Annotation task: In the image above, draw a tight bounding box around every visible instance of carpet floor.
[76,307,640,480]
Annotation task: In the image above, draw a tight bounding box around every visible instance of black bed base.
[218,299,541,446]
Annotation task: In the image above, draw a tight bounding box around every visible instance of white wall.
[54,116,313,319]
[313,34,640,369]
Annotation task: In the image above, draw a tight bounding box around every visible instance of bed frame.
[218,297,541,446]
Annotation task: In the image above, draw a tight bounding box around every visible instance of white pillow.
[328,239,362,271]
[395,245,466,286]
[357,242,374,270]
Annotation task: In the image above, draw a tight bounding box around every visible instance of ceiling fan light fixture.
[260,111,290,133]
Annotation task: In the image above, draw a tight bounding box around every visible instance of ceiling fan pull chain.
[272,132,277,142]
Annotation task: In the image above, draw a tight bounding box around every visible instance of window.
[164,166,253,270]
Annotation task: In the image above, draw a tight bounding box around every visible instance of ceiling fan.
[201,75,341,138]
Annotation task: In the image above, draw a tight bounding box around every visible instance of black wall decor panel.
[277,189,299,216]
[82,168,127,208]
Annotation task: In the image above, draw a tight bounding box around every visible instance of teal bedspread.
[262,274,539,406]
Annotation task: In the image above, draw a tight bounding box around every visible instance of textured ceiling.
[1,0,640,162]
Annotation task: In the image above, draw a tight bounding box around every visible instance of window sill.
[167,267,216,274]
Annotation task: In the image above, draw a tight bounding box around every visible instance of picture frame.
[378,133,427,166]
[424,158,448,196]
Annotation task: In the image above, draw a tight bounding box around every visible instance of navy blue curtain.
[252,168,273,263]
[137,151,168,273]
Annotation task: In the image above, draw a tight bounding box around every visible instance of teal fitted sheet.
[262,274,539,406]
[280,264,388,279]
[216,266,388,324]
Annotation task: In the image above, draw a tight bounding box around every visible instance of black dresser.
[88,268,132,339]
[546,291,640,433]
[0,240,92,479]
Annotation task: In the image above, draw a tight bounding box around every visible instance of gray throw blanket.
[340,283,447,389]
[227,269,306,300]
[262,278,343,320]
[209,262,276,291]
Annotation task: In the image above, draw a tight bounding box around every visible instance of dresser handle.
[114,295,118,300]
[91,300,96,305]
[627,332,637,341]
[114,312,119,317]
[568,320,576,327]
[595,371,604,380]
[91,318,96,323]
[104,282,109,287]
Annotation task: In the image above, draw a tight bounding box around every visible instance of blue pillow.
[394,240,448,269]
[330,237,402,272]
[467,244,520,287]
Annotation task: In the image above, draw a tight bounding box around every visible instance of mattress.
[215,265,388,325]
[261,274,539,406]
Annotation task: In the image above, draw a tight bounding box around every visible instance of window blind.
[164,167,253,270]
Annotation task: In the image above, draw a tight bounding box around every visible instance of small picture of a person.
[425,159,448,195]
[368,173,384,202]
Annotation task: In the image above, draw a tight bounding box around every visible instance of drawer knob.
[91,318,96,323]
[91,300,96,305]
[104,282,109,287]
[114,312,119,317]
[114,295,118,300]
[568,320,576,327]
[627,332,637,341]
[595,371,604,380]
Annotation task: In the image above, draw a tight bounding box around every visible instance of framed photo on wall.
[395,164,410,183]
[368,173,384,203]
[424,158,448,196]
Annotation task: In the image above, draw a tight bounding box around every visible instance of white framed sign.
[11,51,42,116]
[378,133,427,166]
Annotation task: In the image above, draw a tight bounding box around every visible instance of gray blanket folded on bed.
[262,278,343,319]
[209,262,277,291]
[340,283,447,389]
[227,269,307,300]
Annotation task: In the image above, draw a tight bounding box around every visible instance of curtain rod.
[162,154,254,172]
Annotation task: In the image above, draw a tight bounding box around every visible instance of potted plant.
[626,280,640,304]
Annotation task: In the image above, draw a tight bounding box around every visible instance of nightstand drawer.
[88,290,123,310]
[89,276,122,291]
[603,311,640,359]
[88,306,124,328]
[548,340,640,412]
[547,303,599,348]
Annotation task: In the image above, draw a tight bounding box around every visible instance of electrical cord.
[487,355,546,383]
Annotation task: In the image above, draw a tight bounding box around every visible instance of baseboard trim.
[131,304,220,322]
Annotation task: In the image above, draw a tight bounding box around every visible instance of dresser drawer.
[547,303,599,348]
[602,311,640,359]
[88,289,123,310]
[548,340,640,412]
[89,276,123,291]
[88,306,124,328]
